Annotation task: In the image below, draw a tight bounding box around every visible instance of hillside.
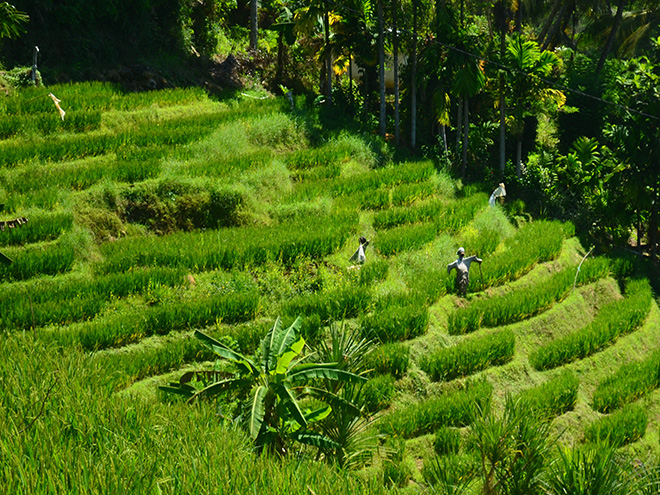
[1,84,659,493]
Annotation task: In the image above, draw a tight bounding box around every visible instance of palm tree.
[0,2,28,40]
[505,34,563,177]
[161,317,366,456]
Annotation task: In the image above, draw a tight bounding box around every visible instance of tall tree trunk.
[516,134,522,177]
[462,99,469,178]
[541,1,569,51]
[249,0,258,51]
[499,0,506,179]
[393,0,400,145]
[324,6,333,105]
[276,31,284,83]
[440,125,448,152]
[455,96,463,160]
[378,0,386,137]
[596,0,626,73]
[538,0,562,44]
[411,0,418,151]
[349,50,354,109]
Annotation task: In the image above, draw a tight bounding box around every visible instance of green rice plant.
[0,267,186,330]
[375,222,437,256]
[0,210,73,246]
[360,303,429,343]
[379,380,492,438]
[43,290,260,351]
[99,214,355,273]
[361,374,396,413]
[373,193,487,230]
[583,403,648,448]
[529,278,653,371]
[391,181,437,207]
[420,329,515,381]
[283,285,371,323]
[0,237,75,281]
[592,349,660,413]
[517,371,579,419]
[448,257,610,335]
[364,342,410,378]
[358,259,389,286]
[434,426,462,456]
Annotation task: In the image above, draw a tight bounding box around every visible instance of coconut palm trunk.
[378,0,386,137]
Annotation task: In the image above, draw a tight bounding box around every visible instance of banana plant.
[161,316,366,456]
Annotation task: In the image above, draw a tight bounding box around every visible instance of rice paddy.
[1,82,659,493]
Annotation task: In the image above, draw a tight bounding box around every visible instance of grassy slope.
[1,84,659,493]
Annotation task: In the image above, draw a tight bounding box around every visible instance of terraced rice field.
[1,82,659,492]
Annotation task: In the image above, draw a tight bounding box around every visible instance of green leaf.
[304,387,362,416]
[304,405,332,424]
[289,363,367,385]
[261,316,283,373]
[290,431,340,450]
[249,385,268,439]
[270,317,303,371]
[277,382,307,428]
[195,330,258,376]
[190,378,246,402]
[275,336,305,375]
[158,385,194,398]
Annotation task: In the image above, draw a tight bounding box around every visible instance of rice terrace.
[2,1,660,494]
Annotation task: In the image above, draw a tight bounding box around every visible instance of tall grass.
[0,333,386,495]
[98,214,355,273]
[379,380,492,438]
[41,291,260,351]
[529,278,653,371]
[448,257,610,335]
[583,403,648,448]
[0,210,73,246]
[0,267,185,330]
[0,237,75,281]
[517,371,579,419]
[592,348,660,413]
[360,302,429,342]
[420,329,515,381]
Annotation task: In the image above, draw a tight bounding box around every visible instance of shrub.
[517,371,579,419]
[420,330,515,381]
[434,427,461,456]
[592,349,660,413]
[379,380,492,438]
[365,342,410,379]
[529,278,652,371]
[360,303,429,343]
[583,403,648,448]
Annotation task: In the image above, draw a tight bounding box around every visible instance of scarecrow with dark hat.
[447,247,482,296]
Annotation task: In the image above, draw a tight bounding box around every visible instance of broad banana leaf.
[195,330,258,376]
[249,385,268,439]
[289,363,367,384]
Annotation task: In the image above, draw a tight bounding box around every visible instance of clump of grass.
[283,285,371,323]
[361,374,396,413]
[364,342,410,379]
[358,260,389,286]
[517,371,579,419]
[529,278,652,371]
[592,349,660,413]
[379,380,492,438]
[420,329,515,381]
[448,257,610,335]
[99,214,355,273]
[0,237,75,281]
[0,210,73,246]
[360,303,429,343]
[583,403,648,448]
[434,426,462,456]
[375,222,437,256]
[42,290,260,351]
